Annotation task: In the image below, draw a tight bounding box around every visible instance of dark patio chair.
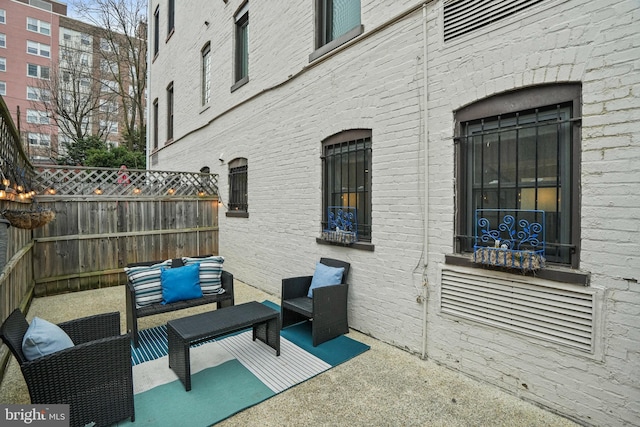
[0,309,135,427]
[281,257,351,346]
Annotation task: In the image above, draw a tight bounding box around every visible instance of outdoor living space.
[0,158,578,425]
[0,278,578,427]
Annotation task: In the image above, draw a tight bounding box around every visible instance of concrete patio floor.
[0,281,579,427]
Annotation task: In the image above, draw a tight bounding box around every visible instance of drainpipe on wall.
[421,1,430,360]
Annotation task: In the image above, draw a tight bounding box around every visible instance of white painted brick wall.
[149,0,640,425]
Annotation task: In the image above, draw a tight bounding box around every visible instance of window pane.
[323,132,371,241]
[229,161,248,211]
[235,16,249,81]
[331,0,360,40]
[462,105,572,264]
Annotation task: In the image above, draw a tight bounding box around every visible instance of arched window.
[201,42,211,106]
[455,84,581,267]
[228,158,248,216]
[322,129,372,242]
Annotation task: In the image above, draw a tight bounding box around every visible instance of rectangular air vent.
[444,0,546,41]
[441,267,594,352]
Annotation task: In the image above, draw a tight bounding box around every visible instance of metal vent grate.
[444,0,546,41]
[441,268,594,352]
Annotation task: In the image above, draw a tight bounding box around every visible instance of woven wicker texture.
[125,257,235,347]
[281,258,350,346]
[2,209,55,229]
[167,301,280,391]
[0,310,135,427]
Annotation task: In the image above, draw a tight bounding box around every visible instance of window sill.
[309,25,364,62]
[226,211,248,218]
[230,76,249,93]
[316,237,374,252]
[166,28,175,43]
[445,253,590,286]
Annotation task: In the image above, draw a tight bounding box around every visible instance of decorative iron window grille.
[474,209,546,271]
[322,206,357,244]
[322,130,371,242]
[456,99,576,265]
[228,163,247,212]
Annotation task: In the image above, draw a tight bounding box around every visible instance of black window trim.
[227,157,248,216]
[166,81,174,143]
[310,0,364,62]
[152,5,160,59]
[152,98,158,150]
[320,128,373,249]
[167,0,175,40]
[201,42,211,106]
[232,1,249,90]
[454,83,582,269]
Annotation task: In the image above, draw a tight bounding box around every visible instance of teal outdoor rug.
[116,302,370,426]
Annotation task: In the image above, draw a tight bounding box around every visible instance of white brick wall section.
[150,0,640,425]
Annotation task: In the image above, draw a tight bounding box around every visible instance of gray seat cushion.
[282,297,312,317]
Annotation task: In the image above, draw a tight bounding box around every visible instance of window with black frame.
[202,43,211,106]
[166,82,174,141]
[167,0,175,36]
[311,0,362,61]
[228,158,248,214]
[153,6,159,57]
[455,85,581,267]
[322,129,372,242]
[152,98,158,149]
[233,2,249,88]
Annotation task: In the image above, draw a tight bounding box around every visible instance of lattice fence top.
[33,166,219,198]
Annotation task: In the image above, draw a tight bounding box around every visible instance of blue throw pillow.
[161,264,203,304]
[22,317,75,361]
[307,262,345,298]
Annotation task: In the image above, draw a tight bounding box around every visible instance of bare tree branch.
[70,0,148,150]
[30,35,116,148]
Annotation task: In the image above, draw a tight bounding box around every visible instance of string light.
[94,187,103,195]
[133,187,141,195]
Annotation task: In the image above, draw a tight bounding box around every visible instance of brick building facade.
[147,1,640,425]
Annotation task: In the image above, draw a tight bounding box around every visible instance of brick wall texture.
[149,1,640,425]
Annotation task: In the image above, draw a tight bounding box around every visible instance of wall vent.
[440,267,594,352]
[444,0,546,41]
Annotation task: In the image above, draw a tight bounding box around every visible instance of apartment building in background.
[147,1,639,426]
[1,0,141,164]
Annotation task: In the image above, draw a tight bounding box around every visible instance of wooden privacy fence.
[32,195,219,296]
[28,166,220,296]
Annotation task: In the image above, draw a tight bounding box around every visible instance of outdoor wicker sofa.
[0,309,135,427]
[281,257,351,346]
[126,256,235,347]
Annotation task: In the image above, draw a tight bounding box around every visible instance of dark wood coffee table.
[167,301,280,391]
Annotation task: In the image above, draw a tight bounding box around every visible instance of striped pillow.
[125,260,172,308]
[182,256,225,295]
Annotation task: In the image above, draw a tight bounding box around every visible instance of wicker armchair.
[281,258,351,346]
[0,309,135,427]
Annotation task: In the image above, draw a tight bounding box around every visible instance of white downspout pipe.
[421,1,430,360]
